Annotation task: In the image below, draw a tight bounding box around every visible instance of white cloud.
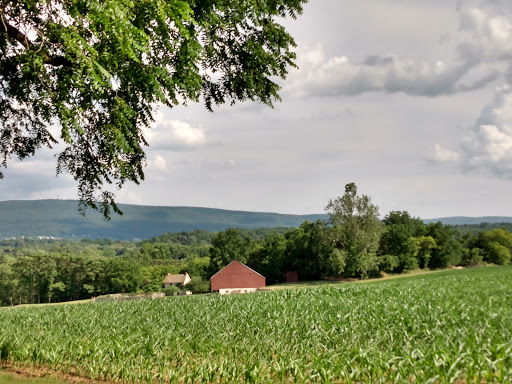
[145,118,212,151]
[150,155,167,171]
[462,87,512,175]
[168,120,209,146]
[436,85,512,177]
[224,159,236,168]
[457,6,512,63]
[431,144,461,163]
[466,124,512,164]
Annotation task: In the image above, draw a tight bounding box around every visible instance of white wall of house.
[219,288,258,295]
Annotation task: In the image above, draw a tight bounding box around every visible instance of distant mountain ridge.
[0,200,326,240]
[1,200,511,240]
[422,216,512,225]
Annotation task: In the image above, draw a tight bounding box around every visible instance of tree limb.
[0,13,72,67]
[0,14,30,49]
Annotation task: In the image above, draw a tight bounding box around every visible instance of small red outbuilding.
[210,260,266,294]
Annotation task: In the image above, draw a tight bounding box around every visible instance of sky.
[2,0,512,220]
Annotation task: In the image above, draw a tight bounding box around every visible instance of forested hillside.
[424,216,512,225]
[0,200,325,240]
[449,222,512,234]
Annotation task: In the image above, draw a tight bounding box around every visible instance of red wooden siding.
[210,260,266,292]
[286,271,299,283]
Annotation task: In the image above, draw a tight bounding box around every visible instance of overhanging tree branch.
[0,0,306,219]
[0,13,72,66]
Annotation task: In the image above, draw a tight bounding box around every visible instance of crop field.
[1,266,511,383]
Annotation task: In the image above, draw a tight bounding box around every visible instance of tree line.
[207,183,512,284]
[0,239,211,305]
[1,183,511,306]
[0,228,292,305]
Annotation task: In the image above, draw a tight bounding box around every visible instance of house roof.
[210,260,265,280]
[163,273,188,284]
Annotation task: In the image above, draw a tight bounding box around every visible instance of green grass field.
[1,266,511,383]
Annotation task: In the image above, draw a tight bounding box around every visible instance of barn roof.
[210,260,265,280]
[163,273,188,284]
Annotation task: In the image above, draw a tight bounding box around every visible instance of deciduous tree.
[325,183,383,278]
[282,221,331,281]
[207,228,253,276]
[412,235,436,269]
[426,222,463,268]
[379,211,426,272]
[249,233,287,284]
[0,0,306,217]
[479,229,512,265]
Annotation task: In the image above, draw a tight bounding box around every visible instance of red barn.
[210,260,266,294]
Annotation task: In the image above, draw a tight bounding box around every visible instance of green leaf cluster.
[0,0,306,217]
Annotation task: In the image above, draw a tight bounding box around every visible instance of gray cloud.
[432,85,512,178]
[0,166,76,200]
[285,47,477,97]
[285,2,512,98]
[461,86,512,176]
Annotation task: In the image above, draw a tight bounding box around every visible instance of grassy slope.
[0,200,325,240]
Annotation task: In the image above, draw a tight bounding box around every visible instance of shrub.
[378,255,399,273]
[164,285,180,296]
[486,242,511,265]
[187,277,210,294]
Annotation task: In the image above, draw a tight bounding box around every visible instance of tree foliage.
[164,285,180,296]
[479,229,512,265]
[412,235,436,269]
[282,220,332,280]
[326,183,383,278]
[186,276,210,293]
[380,211,426,272]
[246,233,287,284]
[0,0,306,217]
[207,228,253,277]
[426,222,463,269]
